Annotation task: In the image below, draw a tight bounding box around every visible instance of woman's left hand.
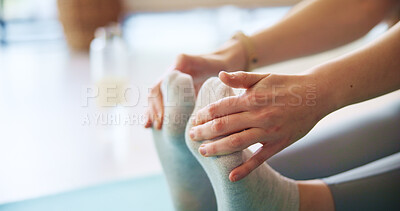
[190,71,333,182]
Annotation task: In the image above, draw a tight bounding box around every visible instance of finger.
[219,71,269,89]
[190,112,256,141]
[198,128,268,157]
[229,143,281,182]
[153,94,164,130]
[144,110,152,128]
[193,95,246,126]
[145,99,157,129]
[147,83,164,130]
[149,105,158,128]
[174,54,204,74]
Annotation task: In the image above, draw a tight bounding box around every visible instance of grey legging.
[268,95,400,211]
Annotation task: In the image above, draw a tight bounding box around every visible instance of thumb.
[219,71,269,89]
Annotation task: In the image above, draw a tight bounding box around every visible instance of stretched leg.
[268,95,400,180]
[152,71,216,211]
[185,77,299,211]
[322,152,400,211]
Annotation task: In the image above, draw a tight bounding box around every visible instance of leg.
[152,71,216,211]
[185,77,299,211]
[268,96,400,180]
[297,152,400,211]
[322,152,400,211]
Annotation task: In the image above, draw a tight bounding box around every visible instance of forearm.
[201,0,397,72]
[312,21,400,114]
[251,0,397,68]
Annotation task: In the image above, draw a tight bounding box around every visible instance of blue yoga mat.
[0,174,174,211]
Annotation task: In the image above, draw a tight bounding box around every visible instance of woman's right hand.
[144,43,246,130]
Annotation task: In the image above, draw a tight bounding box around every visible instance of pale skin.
[145,0,400,210]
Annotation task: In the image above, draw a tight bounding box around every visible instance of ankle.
[297,180,335,211]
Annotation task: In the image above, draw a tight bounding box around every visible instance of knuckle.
[177,53,188,61]
[207,103,217,118]
[244,92,255,101]
[235,71,247,79]
[208,143,217,154]
[228,96,240,107]
[194,113,202,124]
[244,92,259,105]
[149,88,160,97]
[237,94,250,108]
[211,119,224,133]
[242,163,253,174]
[195,128,202,137]
[253,155,264,166]
[229,135,243,149]
[176,54,191,70]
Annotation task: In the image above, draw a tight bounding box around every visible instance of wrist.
[211,38,247,72]
[305,69,340,120]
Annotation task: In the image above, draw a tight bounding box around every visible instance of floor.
[0,174,174,211]
[0,6,398,204]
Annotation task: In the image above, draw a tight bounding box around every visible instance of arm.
[190,21,400,181]
[313,20,400,113]
[250,0,398,67]
[223,0,398,70]
[145,0,398,129]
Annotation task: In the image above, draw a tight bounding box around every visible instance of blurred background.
[0,0,395,210]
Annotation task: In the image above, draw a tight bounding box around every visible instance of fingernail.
[199,145,207,156]
[231,174,239,182]
[189,129,195,140]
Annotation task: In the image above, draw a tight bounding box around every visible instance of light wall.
[122,0,300,12]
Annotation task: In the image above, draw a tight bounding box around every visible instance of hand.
[144,37,248,130]
[190,71,331,181]
[144,52,244,129]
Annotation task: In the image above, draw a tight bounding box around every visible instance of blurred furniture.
[57,0,122,51]
[0,0,63,45]
[0,0,6,45]
[122,0,300,12]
